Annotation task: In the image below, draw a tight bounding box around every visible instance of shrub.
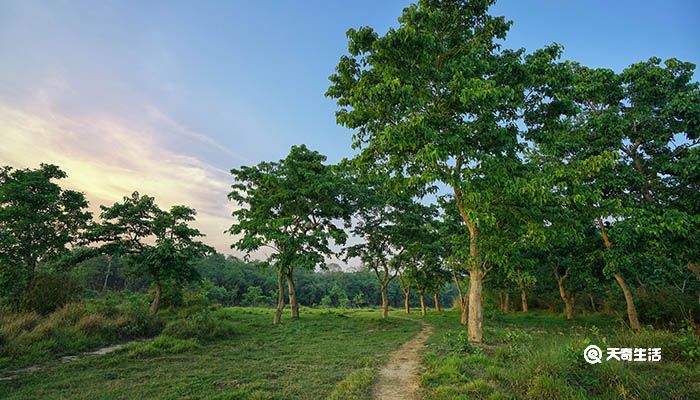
[76,313,110,335]
[21,272,82,314]
[440,330,483,356]
[162,308,235,341]
[0,311,41,339]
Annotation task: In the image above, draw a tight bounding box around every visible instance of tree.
[97,192,213,313]
[241,285,270,306]
[328,0,535,342]
[397,260,416,314]
[0,164,92,305]
[525,55,700,329]
[229,145,351,324]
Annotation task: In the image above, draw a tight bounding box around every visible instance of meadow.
[2,305,698,400]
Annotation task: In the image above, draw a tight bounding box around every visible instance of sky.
[1,0,698,260]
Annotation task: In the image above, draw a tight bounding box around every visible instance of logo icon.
[583,344,603,364]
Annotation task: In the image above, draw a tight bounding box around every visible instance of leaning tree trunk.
[460,295,468,325]
[454,276,468,325]
[519,281,528,312]
[433,293,441,312]
[286,270,299,319]
[150,282,162,314]
[403,288,411,314]
[274,270,286,324]
[102,255,112,293]
[598,216,640,330]
[420,292,426,317]
[557,274,574,320]
[380,284,390,318]
[468,269,484,343]
[614,273,641,330]
[588,293,597,312]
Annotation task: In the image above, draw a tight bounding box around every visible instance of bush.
[162,308,235,341]
[241,286,270,307]
[21,272,82,314]
[0,298,164,370]
[440,330,483,356]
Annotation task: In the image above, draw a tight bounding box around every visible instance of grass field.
[417,310,700,400]
[0,307,419,400]
[2,307,699,400]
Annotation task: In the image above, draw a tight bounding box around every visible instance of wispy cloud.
[0,91,239,255]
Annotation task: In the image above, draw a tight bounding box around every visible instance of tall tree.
[328,0,534,342]
[525,54,700,329]
[229,145,351,324]
[0,164,91,305]
[347,174,434,318]
[97,192,213,313]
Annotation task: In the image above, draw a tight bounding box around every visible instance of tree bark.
[556,273,574,320]
[588,293,597,312]
[274,270,286,325]
[101,255,112,293]
[403,288,411,314]
[433,293,441,312]
[504,292,510,313]
[468,269,484,342]
[614,273,641,330]
[453,272,468,325]
[381,284,389,319]
[498,290,503,312]
[519,281,528,312]
[150,282,162,314]
[286,270,299,319]
[420,292,426,317]
[453,183,483,342]
[460,297,468,325]
[598,216,640,330]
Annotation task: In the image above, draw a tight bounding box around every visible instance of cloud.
[0,97,238,255]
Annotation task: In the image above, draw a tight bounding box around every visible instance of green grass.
[0,307,420,400]
[416,309,700,400]
[0,297,163,370]
[3,306,698,399]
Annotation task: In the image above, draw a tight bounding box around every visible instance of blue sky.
[1,0,698,255]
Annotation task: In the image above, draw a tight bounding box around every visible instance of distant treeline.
[71,253,455,309]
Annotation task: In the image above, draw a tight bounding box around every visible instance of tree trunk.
[504,292,510,313]
[453,184,483,341]
[381,284,389,319]
[588,293,597,312]
[614,273,641,330]
[454,273,468,325]
[688,262,700,280]
[274,270,285,325]
[598,216,640,331]
[404,288,411,314]
[498,291,503,312]
[286,270,299,319]
[468,269,484,343]
[557,276,574,320]
[420,292,426,317]
[433,293,441,312]
[519,281,528,312]
[150,282,162,314]
[101,255,112,293]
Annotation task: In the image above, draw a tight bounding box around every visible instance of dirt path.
[371,321,433,400]
[0,339,149,381]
